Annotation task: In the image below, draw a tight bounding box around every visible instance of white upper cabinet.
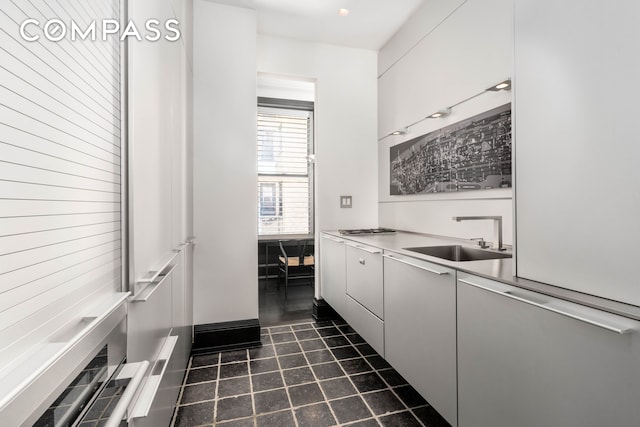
[514,0,640,306]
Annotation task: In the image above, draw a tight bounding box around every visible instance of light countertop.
[322,230,640,321]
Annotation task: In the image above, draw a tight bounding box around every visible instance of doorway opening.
[256,75,316,326]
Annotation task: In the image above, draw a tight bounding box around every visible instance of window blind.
[257,103,313,236]
[0,0,122,373]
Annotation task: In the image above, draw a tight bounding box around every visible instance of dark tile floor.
[258,277,315,327]
[171,319,451,427]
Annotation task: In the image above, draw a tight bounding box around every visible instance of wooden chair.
[277,239,314,300]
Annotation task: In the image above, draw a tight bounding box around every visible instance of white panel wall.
[378,0,514,245]
[129,0,184,281]
[514,0,640,306]
[193,1,258,324]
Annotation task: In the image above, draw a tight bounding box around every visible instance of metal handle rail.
[382,253,450,275]
[459,278,635,335]
[345,242,381,254]
[103,361,150,427]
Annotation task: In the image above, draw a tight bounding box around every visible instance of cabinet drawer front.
[320,235,347,316]
[346,295,384,357]
[457,274,640,427]
[345,244,383,319]
[384,254,457,427]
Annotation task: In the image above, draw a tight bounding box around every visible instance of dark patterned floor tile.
[313,320,335,328]
[180,382,216,404]
[291,323,315,331]
[217,417,254,426]
[256,409,295,427]
[331,346,361,360]
[340,358,374,375]
[270,325,293,333]
[319,377,357,400]
[271,332,297,343]
[362,389,405,415]
[350,372,388,393]
[186,367,217,384]
[365,355,391,370]
[330,395,373,424]
[316,326,341,337]
[174,401,214,427]
[379,410,422,426]
[219,362,248,379]
[217,376,251,398]
[311,361,345,380]
[338,325,357,335]
[294,402,336,427]
[278,353,308,369]
[355,343,378,356]
[322,335,351,348]
[250,357,279,374]
[394,385,428,408]
[274,342,302,356]
[295,329,321,341]
[283,366,315,386]
[288,382,325,407]
[252,371,284,392]
[344,419,381,427]
[300,339,327,352]
[191,353,219,368]
[260,335,272,345]
[254,388,290,414]
[379,368,407,387]
[220,349,248,364]
[216,395,254,422]
[347,333,367,345]
[412,405,452,426]
[249,344,275,360]
[305,349,335,365]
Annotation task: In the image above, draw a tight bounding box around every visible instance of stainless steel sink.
[403,245,512,262]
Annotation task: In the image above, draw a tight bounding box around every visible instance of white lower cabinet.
[345,241,385,356]
[384,252,457,426]
[320,234,347,315]
[457,273,640,427]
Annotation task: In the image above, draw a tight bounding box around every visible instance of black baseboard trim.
[313,298,339,321]
[192,319,261,356]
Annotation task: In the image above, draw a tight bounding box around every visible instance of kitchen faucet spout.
[452,216,505,251]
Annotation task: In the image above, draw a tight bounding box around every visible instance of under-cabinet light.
[428,108,451,119]
[391,127,408,136]
[486,79,511,91]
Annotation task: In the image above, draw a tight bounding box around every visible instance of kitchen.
[1,0,639,426]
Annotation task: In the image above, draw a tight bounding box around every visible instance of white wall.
[193,1,258,324]
[377,0,514,245]
[257,35,379,297]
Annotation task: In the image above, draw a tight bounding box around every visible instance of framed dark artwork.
[390,103,511,195]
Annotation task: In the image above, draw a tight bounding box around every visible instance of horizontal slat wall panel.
[0,269,120,374]
[0,0,122,392]
[0,200,120,218]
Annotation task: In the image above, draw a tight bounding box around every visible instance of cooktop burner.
[338,228,396,235]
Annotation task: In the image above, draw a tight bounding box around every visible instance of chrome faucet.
[453,216,505,251]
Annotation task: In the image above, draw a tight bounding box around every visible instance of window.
[257,99,314,236]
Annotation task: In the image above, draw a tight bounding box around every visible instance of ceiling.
[210,0,425,50]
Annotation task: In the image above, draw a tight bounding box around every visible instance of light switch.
[340,196,352,208]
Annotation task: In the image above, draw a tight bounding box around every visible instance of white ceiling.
[210,0,425,50]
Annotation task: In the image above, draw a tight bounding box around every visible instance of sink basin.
[404,245,512,262]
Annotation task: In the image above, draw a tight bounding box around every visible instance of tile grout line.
[293,322,342,426]
[268,325,301,427]
[179,319,440,427]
